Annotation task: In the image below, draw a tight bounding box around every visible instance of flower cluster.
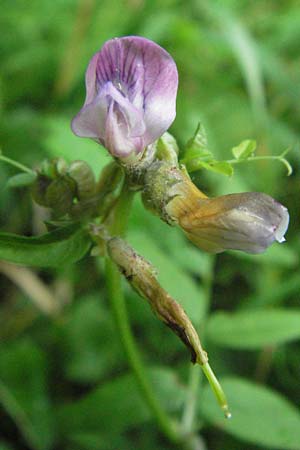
[72,36,289,254]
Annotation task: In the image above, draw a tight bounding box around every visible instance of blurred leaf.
[0,340,54,450]
[0,443,15,450]
[185,122,209,155]
[58,367,185,443]
[201,377,300,450]
[6,172,37,188]
[0,224,91,267]
[231,139,256,160]
[199,160,234,176]
[206,309,300,349]
[229,243,298,268]
[62,296,123,383]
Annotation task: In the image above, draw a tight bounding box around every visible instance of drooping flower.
[142,161,289,254]
[165,172,289,254]
[72,36,178,160]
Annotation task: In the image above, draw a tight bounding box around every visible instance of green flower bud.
[31,174,52,206]
[68,160,96,200]
[45,177,76,217]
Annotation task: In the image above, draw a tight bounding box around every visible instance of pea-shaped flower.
[72,36,178,161]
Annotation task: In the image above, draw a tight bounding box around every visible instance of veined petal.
[179,192,289,254]
[105,100,144,158]
[72,36,178,159]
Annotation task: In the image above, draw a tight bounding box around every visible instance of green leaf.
[0,224,91,267]
[206,309,300,349]
[229,242,298,268]
[0,442,15,450]
[58,367,185,442]
[6,172,37,188]
[232,139,257,159]
[201,377,300,450]
[185,122,208,154]
[0,340,55,450]
[61,296,123,383]
[186,159,233,176]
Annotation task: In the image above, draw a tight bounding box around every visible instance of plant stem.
[104,181,180,443]
[0,154,35,174]
[226,155,292,175]
[181,256,214,432]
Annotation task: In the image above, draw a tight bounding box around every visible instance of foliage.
[1,1,300,450]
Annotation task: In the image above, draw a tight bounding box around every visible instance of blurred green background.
[1,1,300,449]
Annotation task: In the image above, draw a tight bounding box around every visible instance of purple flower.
[71,36,178,160]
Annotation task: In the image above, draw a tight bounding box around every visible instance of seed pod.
[69,160,96,200]
[45,177,76,217]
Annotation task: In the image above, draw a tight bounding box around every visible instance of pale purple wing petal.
[93,37,178,145]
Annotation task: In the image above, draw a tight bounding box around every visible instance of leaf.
[58,367,185,442]
[206,309,300,349]
[185,122,208,154]
[0,340,55,450]
[201,377,300,450]
[229,242,298,268]
[232,139,257,160]
[61,296,123,383]
[6,172,37,188]
[186,159,233,176]
[204,160,234,176]
[0,224,91,267]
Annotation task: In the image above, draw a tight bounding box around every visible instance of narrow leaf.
[201,377,300,450]
[0,224,91,267]
[185,122,208,153]
[6,172,37,188]
[206,309,300,349]
[58,367,185,440]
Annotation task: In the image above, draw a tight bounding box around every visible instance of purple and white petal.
[71,36,178,159]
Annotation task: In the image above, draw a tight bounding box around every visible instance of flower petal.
[179,192,289,254]
[72,36,178,158]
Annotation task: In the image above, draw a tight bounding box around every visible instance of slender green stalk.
[181,256,231,423]
[181,365,203,433]
[104,181,180,443]
[0,154,35,174]
[181,256,214,432]
[202,363,231,419]
[226,154,292,175]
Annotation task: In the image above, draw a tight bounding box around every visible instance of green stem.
[181,365,203,433]
[104,181,180,443]
[0,154,35,174]
[226,155,292,175]
[181,256,214,432]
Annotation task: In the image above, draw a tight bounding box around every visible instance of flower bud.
[45,177,76,217]
[68,160,96,200]
[71,36,178,161]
